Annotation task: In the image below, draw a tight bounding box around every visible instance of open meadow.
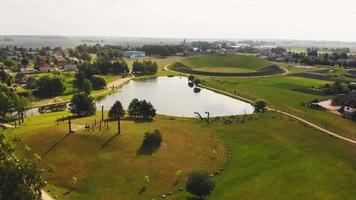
[5,111,356,199]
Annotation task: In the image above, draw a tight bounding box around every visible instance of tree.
[0,133,45,200]
[128,98,140,117]
[82,79,92,95]
[185,170,215,199]
[74,71,87,89]
[254,99,267,112]
[108,100,125,120]
[91,76,107,89]
[69,93,96,116]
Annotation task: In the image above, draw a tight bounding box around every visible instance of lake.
[96,76,254,117]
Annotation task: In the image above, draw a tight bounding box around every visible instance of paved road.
[202,85,356,145]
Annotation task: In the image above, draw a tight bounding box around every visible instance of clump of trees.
[140,45,185,57]
[254,99,267,112]
[108,100,125,120]
[185,170,215,199]
[0,84,28,120]
[69,93,96,116]
[0,133,45,200]
[35,75,65,98]
[74,71,107,92]
[91,76,107,89]
[132,60,158,75]
[128,98,156,120]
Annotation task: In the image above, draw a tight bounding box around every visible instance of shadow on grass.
[187,196,203,200]
[100,133,120,149]
[136,143,160,156]
[138,186,146,194]
[42,132,73,157]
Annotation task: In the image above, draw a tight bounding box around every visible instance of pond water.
[96,77,254,117]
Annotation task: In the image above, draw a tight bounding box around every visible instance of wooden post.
[94,119,97,127]
[99,121,101,131]
[21,112,24,123]
[14,120,17,128]
[101,106,104,122]
[68,117,73,133]
[56,117,59,125]
[117,117,121,134]
[205,111,210,124]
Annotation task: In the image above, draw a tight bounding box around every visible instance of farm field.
[6,111,356,199]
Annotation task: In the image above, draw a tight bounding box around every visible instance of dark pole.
[68,117,73,133]
[101,106,104,122]
[21,112,24,123]
[117,116,121,134]
[205,111,210,124]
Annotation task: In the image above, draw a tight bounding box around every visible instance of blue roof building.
[122,51,146,58]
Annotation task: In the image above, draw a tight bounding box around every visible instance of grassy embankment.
[168,54,285,76]
[5,111,356,199]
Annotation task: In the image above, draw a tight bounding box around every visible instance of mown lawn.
[180,54,272,71]
[7,112,226,200]
[5,111,356,200]
[202,75,356,139]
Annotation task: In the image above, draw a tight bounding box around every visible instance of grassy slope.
[8,112,225,200]
[202,76,356,139]
[180,54,272,71]
[6,112,356,200]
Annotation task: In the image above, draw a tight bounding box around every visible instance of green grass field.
[168,54,285,77]
[180,54,272,71]
[202,76,356,139]
[5,111,356,199]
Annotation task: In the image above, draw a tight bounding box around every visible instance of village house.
[63,64,78,71]
[15,73,29,84]
[39,63,56,73]
[25,76,37,89]
[20,67,38,74]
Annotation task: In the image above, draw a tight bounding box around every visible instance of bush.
[186,170,215,198]
[69,93,96,116]
[138,130,162,155]
[254,99,267,112]
[91,76,107,89]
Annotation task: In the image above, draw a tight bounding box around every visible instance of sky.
[1,0,356,41]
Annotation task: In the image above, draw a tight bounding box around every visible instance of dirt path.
[201,85,356,145]
[107,77,132,90]
[42,190,54,200]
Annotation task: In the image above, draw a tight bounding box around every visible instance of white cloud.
[0,0,355,41]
